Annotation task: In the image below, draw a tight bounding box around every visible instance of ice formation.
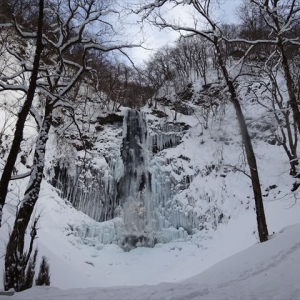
[52,109,193,248]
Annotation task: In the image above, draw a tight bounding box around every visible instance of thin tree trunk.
[215,38,269,242]
[231,94,269,242]
[0,0,44,226]
[270,1,300,136]
[4,101,53,291]
[278,40,300,136]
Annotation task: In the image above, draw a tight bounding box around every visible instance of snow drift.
[5,223,300,300]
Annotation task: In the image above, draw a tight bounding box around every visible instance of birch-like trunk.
[0,0,44,226]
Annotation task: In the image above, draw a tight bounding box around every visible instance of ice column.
[118,109,155,246]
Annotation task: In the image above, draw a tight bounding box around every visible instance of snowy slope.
[4,223,300,300]
[1,71,300,296]
[1,174,300,291]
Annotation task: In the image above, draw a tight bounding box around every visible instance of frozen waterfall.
[118,109,154,247]
[52,108,193,248]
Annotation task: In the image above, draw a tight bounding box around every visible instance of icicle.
[53,108,195,248]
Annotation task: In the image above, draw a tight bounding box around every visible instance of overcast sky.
[115,0,241,65]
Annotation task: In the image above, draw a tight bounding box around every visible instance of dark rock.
[174,102,194,115]
[156,96,172,106]
[152,109,168,118]
[178,154,191,162]
[177,87,194,101]
[52,116,64,127]
[95,125,103,131]
[97,114,123,125]
[177,122,191,131]
[122,234,153,251]
[267,138,276,145]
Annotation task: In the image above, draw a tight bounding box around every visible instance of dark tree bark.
[0,0,44,226]
[137,0,270,242]
[4,101,53,291]
[250,0,300,137]
[269,0,300,136]
[4,0,140,290]
[278,39,300,136]
[214,37,269,242]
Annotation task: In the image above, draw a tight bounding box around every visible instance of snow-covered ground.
[1,172,300,294]
[3,222,300,299]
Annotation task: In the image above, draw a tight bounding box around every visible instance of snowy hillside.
[43,77,300,250]
[1,0,300,297]
[1,79,300,294]
[4,223,300,299]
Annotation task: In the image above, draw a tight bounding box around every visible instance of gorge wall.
[50,104,226,249]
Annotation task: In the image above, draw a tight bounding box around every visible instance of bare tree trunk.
[215,39,269,242]
[4,101,53,291]
[278,40,300,135]
[231,94,269,242]
[251,0,300,137]
[136,0,269,242]
[0,0,44,226]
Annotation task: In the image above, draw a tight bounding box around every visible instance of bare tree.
[250,64,298,177]
[0,0,45,226]
[145,48,175,107]
[234,0,300,178]
[235,0,300,135]
[4,0,139,291]
[188,36,212,85]
[137,0,269,242]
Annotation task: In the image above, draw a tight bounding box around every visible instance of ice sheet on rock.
[52,108,198,248]
[117,109,194,247]
[51,123,124,223]
[74,217,125,245]
[148,122,186,153]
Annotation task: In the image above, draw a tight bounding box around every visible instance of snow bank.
[6,223,300,300]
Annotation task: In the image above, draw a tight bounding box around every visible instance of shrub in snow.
[5,248,38,292]
[22,249,38,291]
[35,256,51,286]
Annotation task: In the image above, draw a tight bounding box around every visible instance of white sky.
[115,0,241,65]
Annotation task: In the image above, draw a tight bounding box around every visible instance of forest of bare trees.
[0,0,299,292]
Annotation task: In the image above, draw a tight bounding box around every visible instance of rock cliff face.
[51,112,124,223]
